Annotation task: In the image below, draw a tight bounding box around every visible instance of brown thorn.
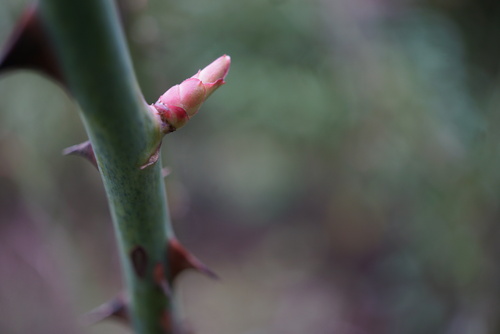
[140,142,162,170]
[130,245,148,279]
[62,140,98,169]
[81,294,129,326]
[0,4,66,85]
[153,263,172,297]
[160,311,173,333]
[167,238,219,283]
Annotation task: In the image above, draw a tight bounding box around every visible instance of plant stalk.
[39,0,173,332]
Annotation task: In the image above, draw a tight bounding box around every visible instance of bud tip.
[195,54,231,84]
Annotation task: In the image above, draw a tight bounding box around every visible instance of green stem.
[39,0,172,332]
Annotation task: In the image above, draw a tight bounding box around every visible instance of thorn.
[130,245,148,279]
[162,167,171,178]
[160,311,173,333]
[167,238,218,283]
[62,141,98,169]
[160,310,191,334]
[81,294,129,326]
[153,263,172,297]
[140,142,162,170]
[0,4,65,84]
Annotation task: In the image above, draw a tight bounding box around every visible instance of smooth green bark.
[40,0,172,332]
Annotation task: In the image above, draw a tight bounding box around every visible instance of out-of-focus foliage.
[1,0,500,333]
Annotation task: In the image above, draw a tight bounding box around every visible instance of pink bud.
[152,55,231,133]
[192,54,231,97]
[158,78,206,117]
[154,103,189,132]
[177,78,206,116]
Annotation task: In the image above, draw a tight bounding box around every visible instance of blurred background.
[1,0,500,333]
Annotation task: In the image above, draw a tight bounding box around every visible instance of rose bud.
[152,55,231,133]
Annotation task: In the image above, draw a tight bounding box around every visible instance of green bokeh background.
[1,0,500,333]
